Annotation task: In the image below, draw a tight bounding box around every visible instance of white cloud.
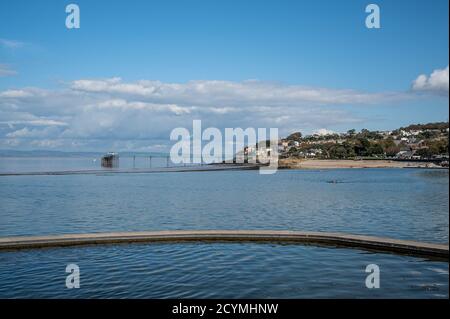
[0,119,68,127]
[95,99,194,115]
[313,128,337,136]
[0,78,413,151]
[29,139,64,148]
[71,78,399,107]
[0,64,17,77]
[6,126,61,139]
[0,89,33,98]
[0,38,25,49]
[412,66,449,96]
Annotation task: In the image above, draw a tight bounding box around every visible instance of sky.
[0,0,448,152]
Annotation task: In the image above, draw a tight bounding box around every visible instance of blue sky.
[0,0,448,151]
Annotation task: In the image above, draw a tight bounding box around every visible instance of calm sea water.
[0,157,448,298]
[0,156,175,173]
[0,243,448,299]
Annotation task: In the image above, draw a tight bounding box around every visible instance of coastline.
[278,159,446,169]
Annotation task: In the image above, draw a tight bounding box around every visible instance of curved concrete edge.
[0,230,448,260]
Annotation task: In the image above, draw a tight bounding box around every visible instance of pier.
[0,230,447,260]
[0,163,260,176]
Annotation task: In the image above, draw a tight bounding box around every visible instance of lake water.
[0,157,448,298]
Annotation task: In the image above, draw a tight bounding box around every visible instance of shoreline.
[278,159,447,170]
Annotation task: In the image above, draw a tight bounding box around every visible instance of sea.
[0,155,448,298]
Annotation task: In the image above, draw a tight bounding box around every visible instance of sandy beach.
[278,158,443,169]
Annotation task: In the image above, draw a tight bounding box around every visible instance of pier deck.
[0,164,260,176]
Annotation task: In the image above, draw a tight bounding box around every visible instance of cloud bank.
[0,77,434,151]
[71,78,401,107]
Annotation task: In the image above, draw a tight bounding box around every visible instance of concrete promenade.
[0,230,447,260]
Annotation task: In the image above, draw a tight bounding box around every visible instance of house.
[396,150,413,159]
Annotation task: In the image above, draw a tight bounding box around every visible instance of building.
[101,152,119,168]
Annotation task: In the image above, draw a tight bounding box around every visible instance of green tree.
[367,144,384,156]
[286,132,303,142]
[330,146,348,159]
[354,138,371,156]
